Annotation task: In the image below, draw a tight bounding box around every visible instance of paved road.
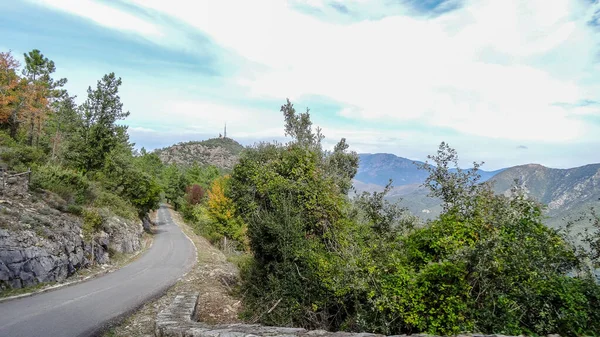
[0,205,196,337]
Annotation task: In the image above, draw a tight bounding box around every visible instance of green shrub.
[0,144,46,172]
[66,204,83,215]
[82,208,104,239]
[93,190,137,220]
[30,164,92,204]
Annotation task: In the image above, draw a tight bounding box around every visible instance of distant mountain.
[489,163,600,233]
[360,160,600,236]
[153,137,244,170]
[356,153,504,187]
[355,154,429,186]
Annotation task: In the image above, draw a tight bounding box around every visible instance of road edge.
[92,206,199,337]
[0,229,154,304]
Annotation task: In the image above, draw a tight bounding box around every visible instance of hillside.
[356,153,504,187]
[374,162,600,233]
[153,137,244,170]
[489,163,600,232]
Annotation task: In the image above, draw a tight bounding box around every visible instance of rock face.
[0,180,144,291]
[0,226,86,289]
[154,137,244,170]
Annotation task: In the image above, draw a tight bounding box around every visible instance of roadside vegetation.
[0,50,163,229]
[186,100,600,336]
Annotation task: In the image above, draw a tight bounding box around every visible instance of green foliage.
[230,100,361,329]
[82,207,104,239]
[98,150,161,216]
[66,72,130,173]
[1,49,164,222]
[0,141,46,171]
[30,164,91,204]
[92,191,137,220]
[162,164,186,209]
[232,100,600,336]
[184,163,220,189]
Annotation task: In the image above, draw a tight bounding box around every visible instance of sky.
[1,0,599,170]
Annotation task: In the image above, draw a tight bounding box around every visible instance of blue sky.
[1,0,599,170]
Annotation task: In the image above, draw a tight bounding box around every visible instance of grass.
[0,281,56,299]
[226,254,252,270]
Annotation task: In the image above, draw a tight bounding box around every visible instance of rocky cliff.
[154,137,244,170]
[0,173,143,291]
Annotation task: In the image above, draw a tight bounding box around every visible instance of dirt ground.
[105,208,242,337]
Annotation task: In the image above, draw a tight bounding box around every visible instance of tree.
[281,98,323,149]
[417,141,484,217]
[162,164,186,208]
[206,175,247,249]
[185,184,205,205]
[0,52,21,124]
[230,99,360,329]
[184,163,220,189]
[68,73,130,172]
[44,94,79,161]
[21,49,67,145]
[0,51,27,138]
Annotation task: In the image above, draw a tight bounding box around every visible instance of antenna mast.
[224,122,227,138]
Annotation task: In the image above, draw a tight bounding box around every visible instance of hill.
[489,163,600,232]
[153,137,244,170]
[355,153,504,187]
[374,162,600,234]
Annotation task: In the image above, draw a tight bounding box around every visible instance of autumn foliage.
[0,52,22,126]
[0,50,64,143]
[206,175,248,250]
[185,184,205,205]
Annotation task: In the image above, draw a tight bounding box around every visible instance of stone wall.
[155,293,518,337]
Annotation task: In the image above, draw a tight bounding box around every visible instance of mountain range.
[356,153,600,234]
[355,153,504,186]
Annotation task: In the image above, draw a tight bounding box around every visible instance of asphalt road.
[0,205,196,337]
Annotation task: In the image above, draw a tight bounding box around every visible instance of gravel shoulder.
[105,207,242,337]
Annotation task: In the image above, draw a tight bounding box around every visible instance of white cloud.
[109,0,600,143]
[28,0,164,38]
[23,0,600,166]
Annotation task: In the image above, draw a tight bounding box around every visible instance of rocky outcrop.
[154,138,244,170]
[0,226,86,289]
[156,293,525,337]
[104,215,143,254]
[0,188,144,291]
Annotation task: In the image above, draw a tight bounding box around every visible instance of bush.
[30,164,92,204]
[230,101,359,329]
[0,143,46,172]
[82,207,104,239]
[185,184,205,205]
[92,191,137,220]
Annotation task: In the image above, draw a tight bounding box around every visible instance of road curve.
[0,205,196,337]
